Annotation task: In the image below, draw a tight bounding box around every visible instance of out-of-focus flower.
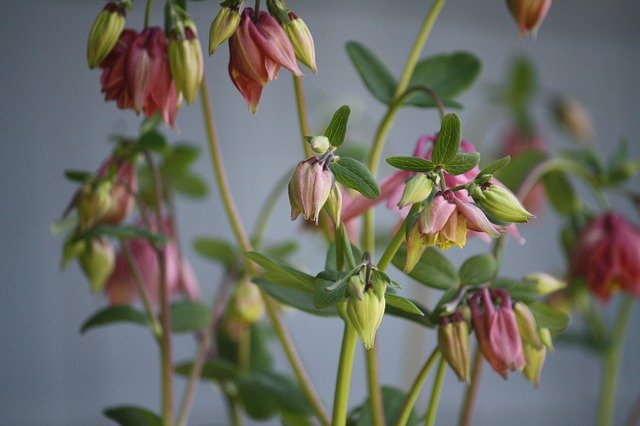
[506,0,552,37]
[209,5,241,54]
[288,157,334,224]
[100,27,180,126]
[106,217,200,306]
[283,11,316,72]
[168,20,204,104]
[470,287,526,379]
[79,238,116,292]
[552,96,594,142]
[570,212,640,302]
[228,8,302,113]
[87,2,127,69]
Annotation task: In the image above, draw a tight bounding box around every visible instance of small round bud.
[209,6,241,55]
[398,174,434,208]
[79,238,116,292]
[308,135,331,154]
[87,2,127,69]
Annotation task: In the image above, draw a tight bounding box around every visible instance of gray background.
[1,0,640,425]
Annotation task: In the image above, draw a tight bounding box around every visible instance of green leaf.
[64,169,94,183]
[345,41,397,104]
[313,270,350,309]
[385,298,435,328]
[50,215,78,236]
[386,156,435,172]
[432,113,461,165]
[505,56,536,112]
[444,152,480,175]
[71,225,170,245]
[162,144,199,178]
[385,294,423,316]
[324,105,351,147]
[478,156,511,177]
[458,254,497,285]
[404,52,481,108]
[170,301,211,333]
[237,372,312,420]
[245,252,315,291]
[528,302,569,331]
[175,359,238,382]
[80,305,147,334]
[491,278,538,303]
[494,150,547,192]
[254,278,338,316]
[263,241,298,258]
[348,387,419,426]
[103,405,162,426]
[193,237,238,266]
[172,173,208,198]
[137,130,168,154]
[392,246,459,290]
[543,171,581,214]
[330,157,380,199]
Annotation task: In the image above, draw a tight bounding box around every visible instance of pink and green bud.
[506,0,552,37]
[438,313,471,382]
[398,174,433,209]
[288,157,334,224]
[169,21,204,104]
[346,272,386,349]
[87,2,127,69]
[209,5,241,55]
[79,238,116,293]
[283,12,317,73]
[472,183,534,224]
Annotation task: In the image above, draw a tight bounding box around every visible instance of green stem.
[199,78,330,426]
[332,323,358,426]
[395,348,441,426]
[293,75,313,158]
[424,359,447,426]
[223,386,244,426]
[597,296,635,426]
[144,0,154,27]
[250,170,291,248]
[458,346,482,426]
[366,347,385,426]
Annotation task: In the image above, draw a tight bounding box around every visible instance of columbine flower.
[87,1,127,69]
[209,5,241,54]
[438,312,471,382]
[228,8,302,113]
[283,11,316,72]
[288,157,334,224]
[506,0,552,37]
[570,212,640,302]
[168,20,204,104]
[470,288,526,379]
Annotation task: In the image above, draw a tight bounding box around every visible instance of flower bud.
[308,135,331,154]
[552,96,594,142]
[61,239,86,269]
[472,183,534,224]
[506,0,552,37]
[346,272,387,349]
[79,238,116,292]
[398,174,433,209]
[404,219,428,273]
[324,183,343,228]
[209,6,241,55]
[87,2,127,69]
[523,342,546,387]
[525,272,566,295]
[438,314,471,382]
[288,158,334,224]
[228,278,266,324]
[283,12,317,73]
[77,180,114,230]
[169,21,204,104]
[539,327,555,351]
[514,302,542,349]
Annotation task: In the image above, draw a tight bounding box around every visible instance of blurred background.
[1,0,639,424]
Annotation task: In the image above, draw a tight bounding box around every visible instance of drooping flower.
[346,269,387,350]
[288,157,334,224]
[570,212,640,302]
[283,11,317,72]
[87,1,127,69]
[228,8,302,113]
[168,20,204,104]
[506,0,552,37]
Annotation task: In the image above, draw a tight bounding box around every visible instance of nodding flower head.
[506,0,552,37]
[288,157,334,224]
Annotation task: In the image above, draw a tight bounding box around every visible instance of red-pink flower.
[571,212,640,302]
[470,288,526,379]
[506,0,552,37]
[228,8,302,113]
[106,217,200,306]
[99,27,180,126]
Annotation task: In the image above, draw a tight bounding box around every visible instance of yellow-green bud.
[346,273,386,349]
[209,6,241,55]
[552,95,593,142]
[514,302,542,349]
[324,183,343,229]
[525,272,567,295]
[308,135,331,154]
[78,180,113,230]
[283,12,316,72]
[229,278,266,324]
[523,342,546,387]
[398,174,433,209]
[87,2,127,69]
[61,238,86,269]
[473,183,534,223]
[438,317,471,382]
[79,238,115,292]
[169,22,204,104]
[539,327,555,352]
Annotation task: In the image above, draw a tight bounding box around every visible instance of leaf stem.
[395,348,441,426]
[293,75,313,158]
[424,359,447,426]
[458,346,482,426]
[332,322,358,426]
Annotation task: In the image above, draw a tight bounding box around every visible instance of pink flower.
[106,217,200,306]
[470,288,526,379]
[506,0,552,37]
[288,157,334,224]
[228,8,301,113]
[571,213,640,302]
[99,27,180,126]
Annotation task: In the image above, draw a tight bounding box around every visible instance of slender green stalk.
[293,75,313,158]
[598,296,635,426]
[366,347,385,426]
[199,78,330,426]
[424,359,447,426]
[332,323,358,426]
[144,0,154,27]
[458,346,483,426]
[223,386,244,426]
[250,170,291,248]
[395,348,441,426]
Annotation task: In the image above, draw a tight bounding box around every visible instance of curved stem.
[293,75,313,158]
[424,359,447,426]
[332,322,358,426]
[199,78,330,426]
[366,347,385,426]
[251,169,291,248]
[144,0,154,27]
[395,348,441,426]
[458,346,482,426]
[598,296,635,426]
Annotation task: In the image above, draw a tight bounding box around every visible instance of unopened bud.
[346,272,386,349]
[209,6,241,54]
[473,183,534,224]
[228,278,265,324]
[78,180,114,230]
[169,22,204,104]
[324,183,343,229]
[283,12,316,72]
[61,239,86,269]
[398,174,434,208]
[514,302,542,349]
[87,2,127,68]
[506,0,552,37]
[438,316,471,382]
[79,238,115,292]
[288,158,334,224]
[523,342,546,387]
[552,96,594,142]
[308,135,331,154]
[525,272,566,295]
[539,327,555,351]
[404,220,427,274]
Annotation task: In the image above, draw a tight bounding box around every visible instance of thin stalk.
[365,347,385,426]
[253,0,261,20]
[332,323,358,426]
[424,359,447,426]
[377,205,419,271]
[144,0,154,27]
[293,75,313,158]
[199,78,330,426]
[597,296,635,426]
[223,388,244,426]
[250,170,291,248]
[395,348,441,426]
[458,346,483,426]
[238,327,251,372]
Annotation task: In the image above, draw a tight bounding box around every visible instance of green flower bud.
[228,278,265,324]
[539,327,555,352]
[79,238,115,292]
[61,238,86,269]
[283,12,316,72]
[308,135,331,154]
[87,2,127,69]
[438,316,471,382]
[169,21,204,104]
[78,180,113,230]
[398,174,433,209]
[525,272,566,295]
[514,302,542,349]
[523,342,546,388]
[346,272,386,349]
[209,6,241,55]
[324,183,343,229]
[473,183,534,224]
